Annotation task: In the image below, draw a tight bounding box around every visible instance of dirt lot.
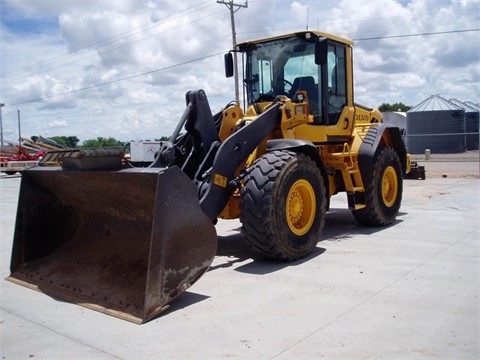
[0,159,478,359]
[411,150,479,179]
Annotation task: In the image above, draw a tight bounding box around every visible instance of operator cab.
[226,31,349,126]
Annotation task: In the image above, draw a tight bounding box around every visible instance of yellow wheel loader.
[7,30,410,323]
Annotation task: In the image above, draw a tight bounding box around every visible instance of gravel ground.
[1,167,478,359]
[410,150,479,162]
[410,150,479,179]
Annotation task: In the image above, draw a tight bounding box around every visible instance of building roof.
[448,98,479,112]
[408,95,463,112]
[463,101,480,111]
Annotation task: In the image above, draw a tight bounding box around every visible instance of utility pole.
[0,103,4,150]
[217,0,248,104]
[17,110,21,150]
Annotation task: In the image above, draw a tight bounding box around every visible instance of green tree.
[81,137,125,148]
[378,102,412,112]
[49,136,80,148]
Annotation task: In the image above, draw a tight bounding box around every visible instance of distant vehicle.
[129,140,161,166]
[0,159,38,175]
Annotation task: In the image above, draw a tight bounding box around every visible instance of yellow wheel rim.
[286,179,316,236]
[382,166,398,208]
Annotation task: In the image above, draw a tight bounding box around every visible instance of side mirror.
[315,37,328,65]
[224,52,234,78]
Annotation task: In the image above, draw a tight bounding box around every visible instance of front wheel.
[240,150,326,261]
[353,147,403,226]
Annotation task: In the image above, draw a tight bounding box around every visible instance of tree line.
[49,136,170,148]
[378,102,411,112]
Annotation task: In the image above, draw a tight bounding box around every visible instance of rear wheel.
[240,150,326,260]
[353,147,402,226]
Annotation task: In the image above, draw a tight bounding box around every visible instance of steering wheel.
[284,79,293,94]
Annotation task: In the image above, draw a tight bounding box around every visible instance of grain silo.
[449,99,479,151]
[406,95,465,154]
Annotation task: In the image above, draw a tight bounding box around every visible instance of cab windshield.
[243,34,347,125]
[244,36,319,107]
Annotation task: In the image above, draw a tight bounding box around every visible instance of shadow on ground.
[211,207,404,276]
[150,207,406,321]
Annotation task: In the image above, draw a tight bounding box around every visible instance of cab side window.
[327,42,347,125]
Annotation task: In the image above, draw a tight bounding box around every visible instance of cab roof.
[236,30,354,50]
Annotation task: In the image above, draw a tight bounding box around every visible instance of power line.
[4,29,228,102]
[236,6,479,42]
[6,52,224,107]
[1,1,217,81]
[3,27,479,108]
[354,28,479,41]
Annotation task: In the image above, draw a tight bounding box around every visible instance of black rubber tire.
[4,171,17,175]
[353,147,403,226]
[240,150,326,261]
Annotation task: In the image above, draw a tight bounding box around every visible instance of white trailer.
[129,140,161,166]
[0,160,38,175]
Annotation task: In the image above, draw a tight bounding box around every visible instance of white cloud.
[48,119,68,128]
[0,0,479,143]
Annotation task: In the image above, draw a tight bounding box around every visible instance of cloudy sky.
[0,0,479,143]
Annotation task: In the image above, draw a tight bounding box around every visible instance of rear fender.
[358,124,407,186]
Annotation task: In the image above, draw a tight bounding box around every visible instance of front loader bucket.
[6,166,217,324]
